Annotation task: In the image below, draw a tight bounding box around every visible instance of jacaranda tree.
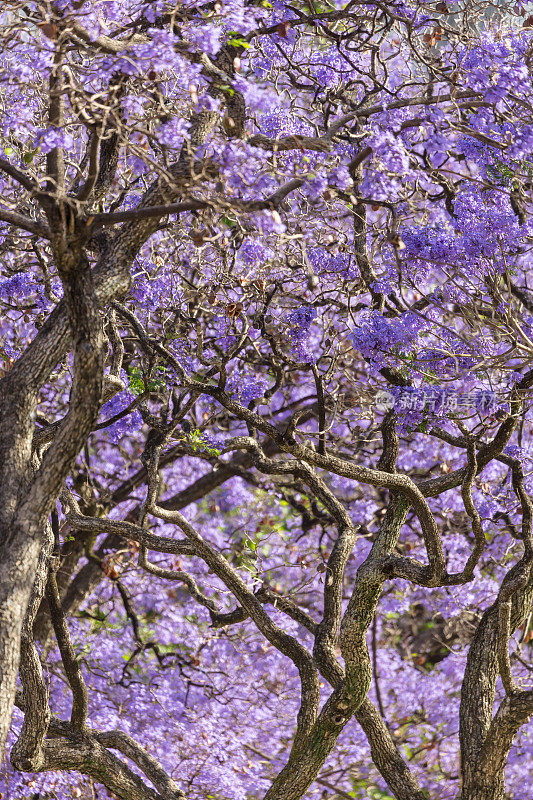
[0,2,532,799]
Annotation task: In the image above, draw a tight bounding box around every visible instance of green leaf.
[227,36,251,48]
[127,365,145,396]
[146,364,169,392]
[220,215,237,227]
[218,83,235,96]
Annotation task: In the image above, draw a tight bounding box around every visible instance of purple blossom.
[34,125,74,154]
[158,117,191,149]
[0,273,34,300]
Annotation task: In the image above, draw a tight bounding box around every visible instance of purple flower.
[185,24,221,56]
[0,273,33,300]
[158,117,191,149]
[34,126,74,154]
[227,368,268,405]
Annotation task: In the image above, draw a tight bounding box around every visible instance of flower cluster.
[351,312,421,365]
[285,305,318,362]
